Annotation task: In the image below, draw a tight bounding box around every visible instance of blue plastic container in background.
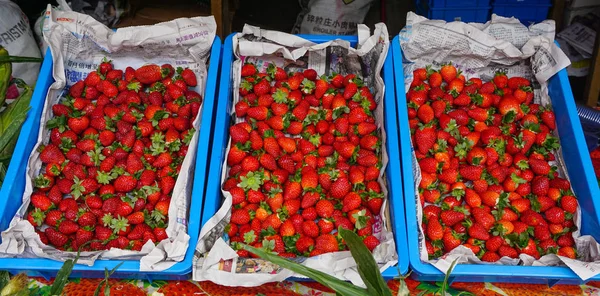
[492,3,552,24]
[420,0,490,7]
[417,3,491,23]
[493,0,550,4]
[201,33,409,279]
[0,37,222,280]
[392,35,600,285]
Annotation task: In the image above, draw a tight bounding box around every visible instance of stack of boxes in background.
[416,0,491,22]
[416,0,554,24]
[491,0,553,25]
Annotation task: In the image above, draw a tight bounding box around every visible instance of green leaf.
[0,86,31,153]
[340,228,392,296]
[240,244,368,296]
[0,56,43,64]
[0,270,9,291]
[49,259,76,295]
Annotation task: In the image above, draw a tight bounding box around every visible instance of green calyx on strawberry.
[239,171,266,191]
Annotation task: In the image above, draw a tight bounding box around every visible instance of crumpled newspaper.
[193,23,398,287]
[401,12,600,281]
[0,6,216,272]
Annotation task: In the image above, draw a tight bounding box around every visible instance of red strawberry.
[40,144,65,164]
[440,64,457,83]
[426,219,444,241]
[540,109,556,130]
[545,207,565,224]
[560,195,578,214]
[45,228,68,247]
[315,234,339,253]
[135,64,167,85]
[468,222,490,240]
[181,68,197,86]
[330,178,351,199]
[363,235,380,252]
[529,159,551,175]
[114,175,137,192]
[415,126,436,155]
[31,193,53,211]
[241,63,257,77]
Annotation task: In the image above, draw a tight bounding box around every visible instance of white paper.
[558,22,596,58]
[0,6,216,271]
[193,23,398,287]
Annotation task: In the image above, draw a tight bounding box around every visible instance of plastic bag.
[0,0,41,85]
[292,0,375,35]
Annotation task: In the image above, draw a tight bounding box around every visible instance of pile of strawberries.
[225,63,384,258]
[408,64,579,262]
[27,60,201,251]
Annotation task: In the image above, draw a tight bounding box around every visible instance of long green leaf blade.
[339,228,391,296]
[0,86,31,132]
[0,271,10,292]
[0,56,43,63]
[0,162,6,187]
[241,244,368,296]
[49,259,75,295]
[0,119,26,153]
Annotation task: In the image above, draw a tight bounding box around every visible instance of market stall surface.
[16,277,600,295]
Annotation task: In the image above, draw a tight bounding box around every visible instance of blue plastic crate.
[492,3,552,24]
[417,4,491,22]
[0,37,222,281]
[422,0,491,8]
[392,35,600,285]
[201,33,409,279]
[493,0,551,4]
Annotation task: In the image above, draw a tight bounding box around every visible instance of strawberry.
[545,207,565,224]
[459,165,483,181]
[315,234,339,253]
[426,219,444,241]
[40,144,66,164]
[417,104,434,124]
[415,126,436,155]
[114,175,137,192]
[231,209,250,225]
[363,235,380,252]
[181,68,197,86]
[560,195,578,214]
[45,228,68,247]
[481,252,500,262]
[440,64,457,83]
[342,192,362,212]
[529,159,551,176]
[440,208,465,227]
[315,199,334,218]
[330,177,351,199]
[135,64,167,84]
[241,63,257,77]
[58,220,79,234]
[31,194,53,211]
[467,222,490,240]
[540,109,556,130]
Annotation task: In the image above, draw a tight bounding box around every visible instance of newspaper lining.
[192,23,399,287]
[400,12,600,281]
[0,6,216,272]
